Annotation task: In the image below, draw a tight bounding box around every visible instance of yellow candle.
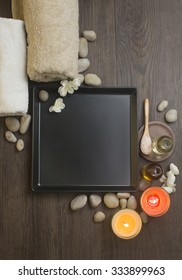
[111,209,142,239]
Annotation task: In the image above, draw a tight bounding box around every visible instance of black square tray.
[32,87,138,192]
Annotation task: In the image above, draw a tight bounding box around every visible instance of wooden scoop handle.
[144,98,149,133]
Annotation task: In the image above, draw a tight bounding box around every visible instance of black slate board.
[32,87,138,192]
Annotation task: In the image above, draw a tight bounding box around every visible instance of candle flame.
[123,222,129,228]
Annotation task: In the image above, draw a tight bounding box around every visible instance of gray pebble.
[103,193,119,209]
[89,194,102,208]
[5,117,20,132]
[20,114,31,134]
[5,131,17,143]
[84,73,101,86]
[83,30,97,42]
[140,211,148,224]
[119,198,127,210]
[157,100,168,112]
[165,109,177,123]
[78,58,90,73]
[127,195,137,210]
[79,37,88,58]
[70,195,87,211]
[117,192,130,199]
[16,139,24,151]
[39,90,49,102]
[138,178,151,192]
[94,211,105,223]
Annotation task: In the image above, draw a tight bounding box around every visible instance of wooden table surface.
[0,0,182,260]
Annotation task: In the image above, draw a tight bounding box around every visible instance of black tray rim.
[32,86,138,192]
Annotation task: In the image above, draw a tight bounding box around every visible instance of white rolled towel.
[0,18,28,116]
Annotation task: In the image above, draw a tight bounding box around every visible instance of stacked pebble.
[78,30,101,86]
[70,192,148,224]
[4,114,31,151]
[157,100,177,123]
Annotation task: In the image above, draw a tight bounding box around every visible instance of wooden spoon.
[140,98,152,155]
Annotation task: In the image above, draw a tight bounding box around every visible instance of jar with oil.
[142,162,163,181]
[152,135,173,155]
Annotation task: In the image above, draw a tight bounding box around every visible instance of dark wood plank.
[115,0,182,259]
[0,0,182,260]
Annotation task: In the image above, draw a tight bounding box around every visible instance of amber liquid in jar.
[142,163,163,181]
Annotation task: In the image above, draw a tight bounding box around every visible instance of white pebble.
[83,30,97,41]
[165,109,177,123]
[78,58,90,73]
[94,211,105,223]
[5,131,17,143]
[119,199,127,210]
[89,194,102,208]
[5,117,20,132]
[157,100,168,112]
[70,195,87,211]
[16,139,24,151]
[103,193,119,209]
[84,73,101,86]
[79,37,88,58]
[20,114,31,134]
[117,193,130,199]
[127,195,137,210]
[39,90,49,102]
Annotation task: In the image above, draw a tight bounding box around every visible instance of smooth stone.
[5,117,20,132]
[83,30,97,41]
[75,74,84,84]
[103,193,119,209]
[127,195,137,210]
[89,194,102,208]
[20,114,31,134]
[78,58,90,73]
[94,211,105,223]
[119,198,127,210]
[138,178,151,192]
[117,192,130,199]
[16,139,24,151]
[39,90,49,102]
[5,131,17,143]
[140,212,148,224]
[79,37,88,58]
[70,195,87,211]
[157,100,168,112]
[84,73,101,86]
[165,109,177,123]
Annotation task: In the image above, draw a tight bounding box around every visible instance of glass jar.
[152,135,173,155]
[142,162,163,181]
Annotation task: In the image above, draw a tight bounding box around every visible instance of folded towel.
[11,0,24,21]
[0,18,28,116]
[12,0,79,82]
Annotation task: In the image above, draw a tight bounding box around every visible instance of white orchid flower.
[58,78,82,97]
[49,98,65,113]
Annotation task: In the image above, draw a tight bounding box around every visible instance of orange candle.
[140,186,170,217]
[111,209,142,239]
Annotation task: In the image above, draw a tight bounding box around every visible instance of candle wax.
[116,214,136,235]
[112,209,142,239]
[140,187,170,217]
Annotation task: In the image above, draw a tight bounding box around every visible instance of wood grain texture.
[0,0,182,260]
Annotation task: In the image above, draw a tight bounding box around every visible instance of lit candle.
[140,186,170,217]
[111,209,142,239]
